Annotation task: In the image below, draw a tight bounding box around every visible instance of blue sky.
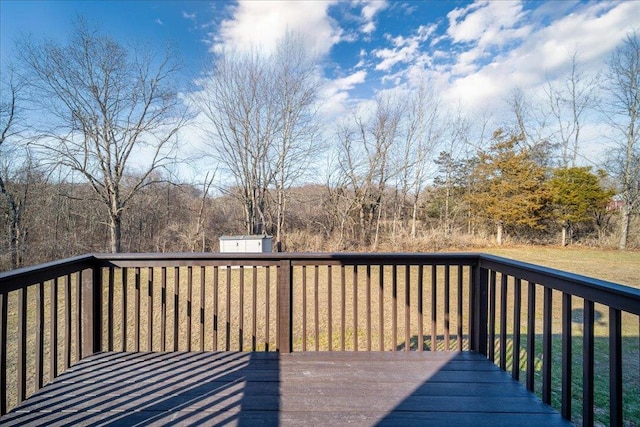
[2,0,640,176]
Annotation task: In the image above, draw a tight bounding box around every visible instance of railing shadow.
[372,350,572,426]
[395,334,469,351]
[0,351,281,426]
[389,332,640,426]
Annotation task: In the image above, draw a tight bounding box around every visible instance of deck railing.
[1,252,638,426]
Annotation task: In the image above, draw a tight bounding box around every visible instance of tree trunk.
[411,194,418,239]
[444,186,451,236]
[10,213,20,269]
[619,203,631,250]
[110,212,122,253]
[496,221,503,245]
[561,224,567,247]
[359,206,367,246]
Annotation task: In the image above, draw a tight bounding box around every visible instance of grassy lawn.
[472,245,640,288]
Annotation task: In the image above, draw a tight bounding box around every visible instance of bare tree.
[0,71,34,269]
[18,21,188,252]
[196,47,272,236]
[504,88,553,166]
[336,96,403,248]
[604,32,640,250]
[186,172,216,252]
[195,33,321,248]
[545,51,599,168]
[432,109,469,237]
[268,35,322,250]
[393,84,442,239]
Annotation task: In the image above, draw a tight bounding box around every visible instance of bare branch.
[17,20,189,252]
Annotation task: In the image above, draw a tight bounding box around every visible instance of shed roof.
[219,235,272,241]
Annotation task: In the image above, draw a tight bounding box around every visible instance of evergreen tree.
[469,131,550,244]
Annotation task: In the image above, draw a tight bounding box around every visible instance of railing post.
[277,260,293,353]
[82,264,102,357]
[471,263,488,356]
[0,290,7,415]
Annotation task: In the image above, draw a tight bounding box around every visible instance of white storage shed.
[219,235,273,253]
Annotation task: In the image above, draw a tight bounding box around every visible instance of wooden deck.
[1,351,570,426]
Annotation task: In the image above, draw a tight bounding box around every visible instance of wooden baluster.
[135,267,140,352]
[252,266,257,352]
[0,289,7,415]
[609,307,622,426]
[340,265,346,351]
[444,265,451,351]
[327,265,332,351]
[542,287,552,404]
[302,265,307,351]
[526,281,536,392]
[392,265,398,351]
[512,278,522,380]
[174,267,180,351]
[499,274,508,370]
[405,265,410,352]
[264,266,269,351]
[561,292,572,420]
[225,266,231,351]
[36,282,44,389]
[187,266,193,351]
[457,266,463,352]
[160,267,166,352]
[50,278,59,380]
[582,299,595,427]
[488,270,497,361]
[123,268,129,351]
[366,264,371,352]
[148,267,154,351]
[107,268,114,351]
[64,274,72,368]
[17,287,27,404]
[353,265,358,352]
[378,265,384,351]
[418,265,424,352]
[213,266,219,351]
[238,266,244,351]
[431,265,437,351]
[314,266,320,352]
[200,266,206,352]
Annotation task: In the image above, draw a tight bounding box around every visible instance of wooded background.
[1,24,638,271]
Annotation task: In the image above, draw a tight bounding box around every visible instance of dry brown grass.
[471,245,640,288]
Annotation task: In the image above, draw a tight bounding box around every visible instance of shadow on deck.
[0,351,570,426]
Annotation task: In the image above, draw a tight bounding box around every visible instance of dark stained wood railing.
[476,255,640,427]
[0,252,638,426]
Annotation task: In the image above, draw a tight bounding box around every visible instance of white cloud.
[447,0,528,48]
[155,18,164,25]
[212,1,341,56]
[358,0,388,34]
[442,1,640,115]
[182,11,197,21]
[361,21,376,34]
[445,1,532,78]
[318,70,367,116]
[372,24,437,71]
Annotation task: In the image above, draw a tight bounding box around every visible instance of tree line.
[1,22,638,271]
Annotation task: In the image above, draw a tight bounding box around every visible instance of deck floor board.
[0,351,571,426]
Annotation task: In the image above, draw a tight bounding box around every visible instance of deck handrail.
[1,252,639,426]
